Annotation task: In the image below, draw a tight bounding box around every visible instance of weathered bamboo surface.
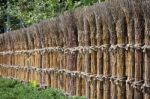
[0,0,150,99]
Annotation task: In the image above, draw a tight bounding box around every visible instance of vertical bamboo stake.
[81,25,86,96]
[107,5,118,99]
[143,1,150,98]
[26,31,31,82]
[121,0,135,98]
[116,11,126,99]
[31,28,36,83]
[59,14,69,93]
[3,34,6,77]
[126,17,135,99]
[94,5,103,99]
[49,39,52,88]
[30,30,35,82]
[48,26,52,87]
[0,35,2,76]
[38,23,48,88]
[87,7,97,99]
[74,8,84,96]
[66,12,78,95]
[20,31,25,81]
[34,25,41,84]
[133,0,144,98]
[84,10,91,98]
[103,23,110,99]
[24,30,29,83]
[36,24,46,87]
[143,16,150,99]
[43,21,50,87]
[57,20,64,90]
[100,4,111,99]
[52,19,60,89]
[19,31,23,80]
[17,32,21,80]
[14,33,17,79]
[48,19,57,89]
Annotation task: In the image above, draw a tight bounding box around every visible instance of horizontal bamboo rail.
[0,0,150,99]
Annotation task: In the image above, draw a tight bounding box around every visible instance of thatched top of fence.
[0,0,149,50]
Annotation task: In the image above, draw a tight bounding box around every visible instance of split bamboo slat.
[107,4,117,99]
[74,8,85,96]
[84,13,91,98]
[85,7,97,99]
[48,21,53,88]
[121,1,135,98]
[143,0,150,99]
[133,0,144,99]
[95,5,104,99]
[0,0,150,99]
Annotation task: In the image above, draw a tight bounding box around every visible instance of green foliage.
[0,77,86,99]
[0,0,105,33]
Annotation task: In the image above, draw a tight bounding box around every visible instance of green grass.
[0,77,86,99]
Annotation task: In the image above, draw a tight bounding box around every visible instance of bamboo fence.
[0,0,150,99]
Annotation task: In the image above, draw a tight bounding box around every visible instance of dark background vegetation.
[0,0,105,33]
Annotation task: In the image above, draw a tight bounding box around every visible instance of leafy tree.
[0,0,105,33]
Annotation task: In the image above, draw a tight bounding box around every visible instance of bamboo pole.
[143,1,150,98]
[103,23,110,99]
[133,0,144,99]
[100,4,111,99]
[109,1,126,99]
[108,6,117,99]
[59,14,70,93]
[94,4,104,99]
[38,23,48,88]
[87,7,97,99]
[42,21,51,87]
[66,12,78,95]
[81,26,86,96]
[58,16,67,91]
[74,8,85,96]
[48,27,52,88]
[24,30,29,83]
[143,17,150,99]
[48,18,58,89]
[19,30,25,81]
[0,35,2,76]
[84,12,91,98]
[120,0,135,99]
[33,25,41,84]
[57,20,64,90]
[116,15,126,99]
